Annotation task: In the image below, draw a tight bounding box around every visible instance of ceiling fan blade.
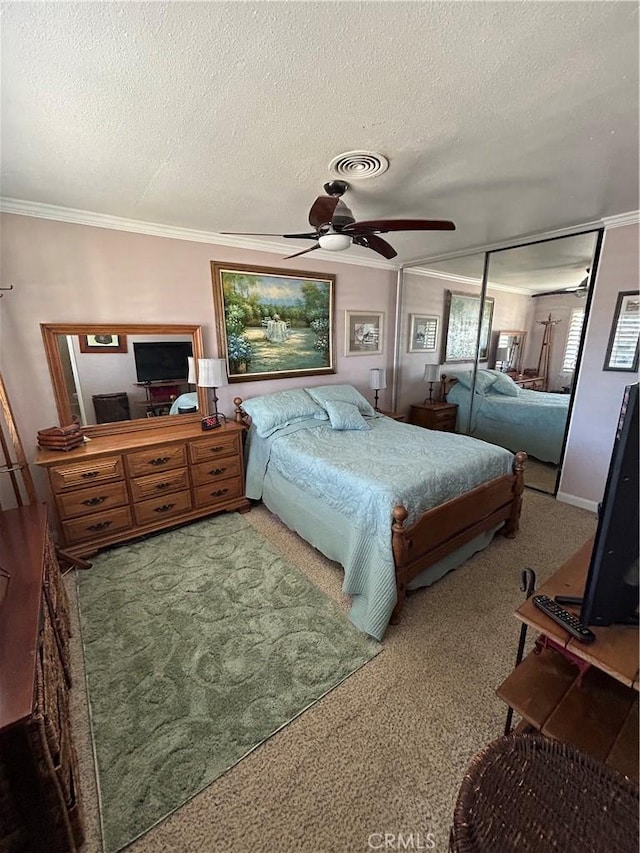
[308,195,340,229]
[344,218,456,235]
[353,234,397,260]
[531,287,581,298]
[220,231,319,239]
[283,243,321,259]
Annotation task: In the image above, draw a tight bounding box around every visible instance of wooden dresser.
[408,401,458,432]
[35,421,250,557]
[0,503,84,852]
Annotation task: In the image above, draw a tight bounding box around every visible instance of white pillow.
[488,370,520,397]
[325,400,371,431]
[241,389,327,437]
[305,384,376,417]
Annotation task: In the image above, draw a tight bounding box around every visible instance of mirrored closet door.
[397,229,603,495]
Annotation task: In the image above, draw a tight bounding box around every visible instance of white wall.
[559,224,639,508]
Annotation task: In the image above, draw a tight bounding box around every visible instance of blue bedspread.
[447,384,570,464]
[245,416,514,638]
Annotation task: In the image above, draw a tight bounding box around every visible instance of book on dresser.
[35,420,250,557]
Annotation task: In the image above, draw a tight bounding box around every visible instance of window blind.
[562,308,585,372]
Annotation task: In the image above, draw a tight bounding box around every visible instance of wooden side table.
[408,401,457,432]
[496,539,639,782]
[378,409,406,422]
[508,372,546,391]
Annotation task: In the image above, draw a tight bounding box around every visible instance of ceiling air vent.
[329,151,389,180]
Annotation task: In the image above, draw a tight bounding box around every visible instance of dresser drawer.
[126,443,186,478]
[130,467,190,502]
[430,415,457,431]
[194,476,243,509]
[191,457,242,488]
[189,432,240,464]
[133,490,192,526]
[62,507,133,545]
[49,456,123,493]
[57,481,129,520]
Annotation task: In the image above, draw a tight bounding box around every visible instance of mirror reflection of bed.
[424,231,601,495]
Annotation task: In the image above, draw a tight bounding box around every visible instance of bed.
[445,369,570,464]
[233,385,526,639]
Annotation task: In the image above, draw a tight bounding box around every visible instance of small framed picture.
[345,311,384,356]
[408,314,439,353]
[603,290,639,372]
[79,334,128,353]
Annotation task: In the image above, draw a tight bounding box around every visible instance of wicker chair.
[450,733,639,852]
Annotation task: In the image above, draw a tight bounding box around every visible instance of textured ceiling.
[1,1,638,269]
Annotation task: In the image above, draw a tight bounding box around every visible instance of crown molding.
[405,210,639,271]
[0,197,399,272]
[601,210,640,229]
[403,266,533,296]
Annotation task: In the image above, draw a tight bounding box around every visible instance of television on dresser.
[133,341,193,383]
[580,382,639,627]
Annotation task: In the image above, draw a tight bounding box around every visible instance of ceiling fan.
[221,180,455,260]
[532,269,591,299]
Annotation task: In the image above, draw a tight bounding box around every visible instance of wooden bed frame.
[233,397,527,627]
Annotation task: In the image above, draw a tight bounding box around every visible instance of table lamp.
[197,358,228,429]
[496,346,510,372]
[423,364,441,404]
[369,368,387,411]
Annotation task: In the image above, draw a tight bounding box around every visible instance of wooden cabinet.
[408,401,458,432]
[496,540,639,782]
[35,421,250,557]
[0,503,84,852]
[379,409,406,422]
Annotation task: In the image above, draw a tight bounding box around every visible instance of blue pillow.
[450,370,497,395]
[488,370,520,397]
[325,400,371,431]
[305,383,377,417]
[241,389,327,437]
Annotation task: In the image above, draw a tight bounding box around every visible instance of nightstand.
[378,409,406,422]
[408,401,458,432]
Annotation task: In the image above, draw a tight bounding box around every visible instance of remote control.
[532,595,596,644]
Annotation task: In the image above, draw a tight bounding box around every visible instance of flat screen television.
[133,341,193,383]
[580,382,639,627]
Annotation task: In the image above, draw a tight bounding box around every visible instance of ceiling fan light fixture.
[318,233,352,252]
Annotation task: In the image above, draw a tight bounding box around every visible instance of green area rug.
[77,513,380,852]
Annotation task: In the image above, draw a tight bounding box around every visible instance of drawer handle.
[81,471,99,479]
[82,496,107,506]
[154,503,175,513]
[149,456,170,466]
[87,521,112,532]
[155,482,172,490]
[211,488,229,498]
[209,467,227,476]
[209,446,224,453]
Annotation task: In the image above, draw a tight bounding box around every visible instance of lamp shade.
[187,356,197,384]
[369,368,387,391]
[423,364,440,383]
[197,358,228,388]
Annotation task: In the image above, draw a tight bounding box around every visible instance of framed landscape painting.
[441,291,494,363]
[211,261,335,382]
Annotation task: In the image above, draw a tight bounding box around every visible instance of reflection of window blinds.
[562,308,585,372]
[608,299,640,369]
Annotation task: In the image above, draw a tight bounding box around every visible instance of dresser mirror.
[40,323,206,437]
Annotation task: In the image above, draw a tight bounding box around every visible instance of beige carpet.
[67,491,596,852]
[525,457,559,494]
